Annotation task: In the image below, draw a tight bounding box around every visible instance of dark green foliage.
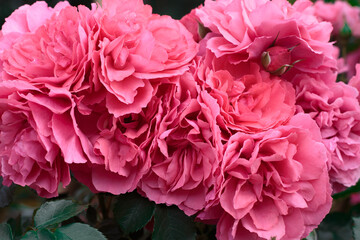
[21,229,56,240]
[0,177,13,208]
[353,217,360,240]
[34,200,88,229]
[0,223,13,240]
[152,205,196,240]
[113,191,155,234]
[54,223,106,240]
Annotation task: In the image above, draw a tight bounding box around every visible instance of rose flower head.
[138,72,223,216]
[296,74,360,192]
[215,114,332,240]
[195,0,337,83]
[94,0,198,117]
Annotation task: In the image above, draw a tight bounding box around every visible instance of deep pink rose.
[197,61,295,133]
[296,75,360,192]
[0,85,74,197]
[216,114,332,240]
[1,3,99,90]
[94,0,198,117]
[195,0,337,82]
[138,73,223,216]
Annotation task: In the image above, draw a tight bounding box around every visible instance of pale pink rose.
[295,75,360,192]
[313,1,360,37]
[195,0,337,82]
[216,114,332,240]
[0,86,74,198]
[95,0,198,117]
[1,3,99,90]
[197,61,295,134]
[138,73,223,216]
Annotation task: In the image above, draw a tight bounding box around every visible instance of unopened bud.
[261,46,292,73]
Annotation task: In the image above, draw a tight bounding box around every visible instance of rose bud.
[261,45,300,76]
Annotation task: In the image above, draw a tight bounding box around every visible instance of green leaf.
[0,223,13,240]
[54,223,106,240]
[7,216,22,238]
[21,229,55,240]
[303,230,317,240]
[113,191,155,233]
[317,212,352,240]
[34,199,88,229]
[152,205,196,240]
[340,22,352,38]
[353,217,360,240]
[0,177,13,208]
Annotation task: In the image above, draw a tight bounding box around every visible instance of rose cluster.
[1,0,360,239]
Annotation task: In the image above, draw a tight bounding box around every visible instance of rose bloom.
[313,1,360,79]
[296,74,360,192]
[194,0,337,83]
[313,0,360,37]
[69,0,198,194]
[138,72,223,216]
[214,114,332,240]
[69,92,162,194]
[93,0,198,117]
[196,60,295,134]
[350,64,360,102]
[0,2,99,90]
[0,84,75,198]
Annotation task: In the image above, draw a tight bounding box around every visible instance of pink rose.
[216,114,332,240]
[94,0,198,117]
[0,1,69,40]
[1,3,99,90]
[296,75,360,192]
[195,0,337,82]
[0,85,73,197]
[138,73,223,216]
[70,97,158,194]
[313,1,360,37]
[346,50,360,79]
[350,65,360,98]
[180,8,202,43]
[197,61,295,133]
